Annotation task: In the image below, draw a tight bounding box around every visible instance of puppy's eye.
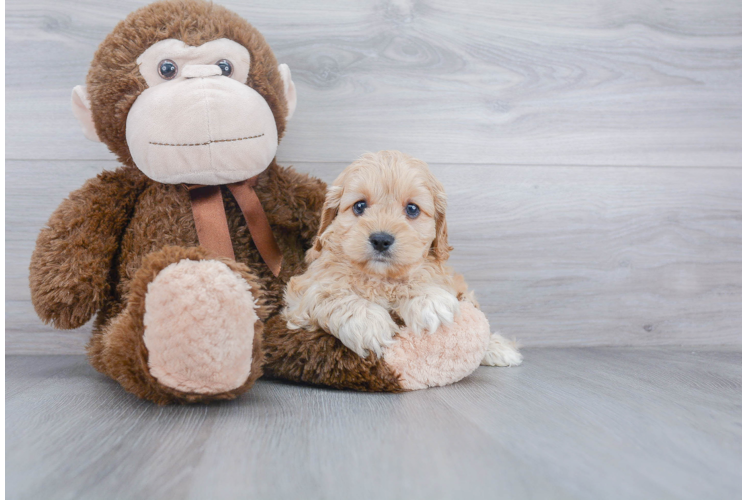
[352,200,367,216]
[405,203,420,219]
[158,59,178,80]
[216,59,233,77]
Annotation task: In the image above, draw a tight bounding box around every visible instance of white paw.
[481,333,523,367]
[399,288,461,335]
[335,304,398,358]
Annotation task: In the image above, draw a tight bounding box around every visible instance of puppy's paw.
[335,304,399,358]
[399,288,461,335]
[481,333,523,367]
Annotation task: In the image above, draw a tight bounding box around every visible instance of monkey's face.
[123,38,284,185]
[72,10,298,187]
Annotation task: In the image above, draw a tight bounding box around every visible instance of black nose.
[369,232,395,253]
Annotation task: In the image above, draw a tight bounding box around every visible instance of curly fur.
[284,151,468,358]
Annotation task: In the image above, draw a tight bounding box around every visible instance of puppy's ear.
[430,184,453,262]
[309,184,343,260]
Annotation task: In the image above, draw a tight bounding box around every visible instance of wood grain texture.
[7,160,740,353]
[5,348,741,500]
[4,0,741,352]
[5,0,741,166]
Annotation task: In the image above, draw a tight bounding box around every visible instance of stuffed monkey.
[30,0,507,405]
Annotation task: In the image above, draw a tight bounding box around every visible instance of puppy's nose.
[369,232,395,253]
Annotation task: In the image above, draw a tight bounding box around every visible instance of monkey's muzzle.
[126,74,279,185]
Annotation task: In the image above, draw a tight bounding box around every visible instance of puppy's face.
[314,151,450,277]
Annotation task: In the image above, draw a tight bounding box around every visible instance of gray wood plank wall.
[6,0,741,353]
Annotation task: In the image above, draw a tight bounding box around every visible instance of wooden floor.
[6,347,741,500]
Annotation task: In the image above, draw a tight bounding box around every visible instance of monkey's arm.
[29,166,148,329]
[261,161,327,249]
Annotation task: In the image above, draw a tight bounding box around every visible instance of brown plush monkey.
[30,0,330,404]
[30,0,503,404]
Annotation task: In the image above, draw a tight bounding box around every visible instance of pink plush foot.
[143,259,258,394]
[383,301,491,390]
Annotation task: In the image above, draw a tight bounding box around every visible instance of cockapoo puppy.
[283,151,522,366]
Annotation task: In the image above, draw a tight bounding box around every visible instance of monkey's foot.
[383,301,491,390]
[143,258,260,394]
[89,246,264,404]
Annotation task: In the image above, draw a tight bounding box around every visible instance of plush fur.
[85,246,268,405]
[29,0,327,404]
[262,314,405,392]
[86,0,291,167]
[384,301,491,390]
[143,258,259,393]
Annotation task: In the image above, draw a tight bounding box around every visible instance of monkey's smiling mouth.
[149,133,265,147]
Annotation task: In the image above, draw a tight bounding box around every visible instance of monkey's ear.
[71,85,101,143]
[278,64,297,121]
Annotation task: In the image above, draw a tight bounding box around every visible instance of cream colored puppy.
[284,151,521,366]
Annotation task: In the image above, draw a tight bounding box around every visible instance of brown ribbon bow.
[186,176,282,277]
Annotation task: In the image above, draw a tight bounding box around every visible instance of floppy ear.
[430,186,453,262]
[310,184,343,257]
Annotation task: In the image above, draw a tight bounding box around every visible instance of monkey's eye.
[216,59,233,77]
[157,59,178,80]
[405,203,420,219]
[352,200,367,216]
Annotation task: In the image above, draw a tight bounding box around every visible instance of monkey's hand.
[265,163,327,250]
[29,166,146,329]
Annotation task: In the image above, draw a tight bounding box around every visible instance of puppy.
[284,151,521,366]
